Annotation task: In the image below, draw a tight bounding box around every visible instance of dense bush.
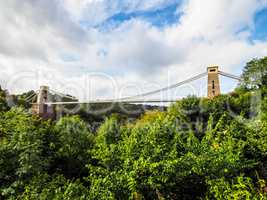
[0,86,9,112]
[0,57,267,199]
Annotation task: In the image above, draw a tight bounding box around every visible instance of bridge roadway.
[30,69,242,106]
[43,99,180,105]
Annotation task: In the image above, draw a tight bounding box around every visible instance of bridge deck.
[38,99,180,105]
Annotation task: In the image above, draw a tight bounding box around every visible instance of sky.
[0,0,267,101]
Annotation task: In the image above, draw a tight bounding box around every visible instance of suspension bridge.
[26,66,241,119]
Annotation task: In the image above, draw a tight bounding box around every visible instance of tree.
[1,57,267,199]
[19,174,89,200]
[241,57,267,90]
[52,116,94,178]
[0,107,53,198]
[0,86,8,112]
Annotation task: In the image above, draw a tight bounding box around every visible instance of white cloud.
[0,0,267,99]
[63,0,180,26]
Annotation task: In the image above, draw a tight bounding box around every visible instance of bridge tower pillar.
[32,86,54,119]
[207,66,221,98]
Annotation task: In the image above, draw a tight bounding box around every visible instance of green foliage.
[0,107,53,197]
[16,90,37,109]
[0,57,267,199]
[19,173,89,200]
[86,107,266,199]
[92,116,123,168]
[51,115,95,179]
[206,175,267,200]
[54,116,94,159]
[0,86,9,111]
[241,57,267,90]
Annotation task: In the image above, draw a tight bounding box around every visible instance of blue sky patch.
[94,3,182,31]
[251,8,267,41]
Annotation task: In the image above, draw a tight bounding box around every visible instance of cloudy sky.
[0,0,267,100]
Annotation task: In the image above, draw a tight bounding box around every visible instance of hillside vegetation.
[0,57,267,199]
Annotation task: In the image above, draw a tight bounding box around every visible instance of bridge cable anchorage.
[25,90,39,103]
[25,94,37,103]
[24,90,39,101]
[218,71,242,81]
[25,93,36,102]
[119,71,208,101]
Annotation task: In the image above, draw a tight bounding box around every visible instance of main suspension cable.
[219,71,242,81]
[49,89,78,100]
[119,72,208,100]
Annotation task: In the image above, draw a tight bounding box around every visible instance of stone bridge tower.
[32,86,54,119]
[207,66,221,98]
